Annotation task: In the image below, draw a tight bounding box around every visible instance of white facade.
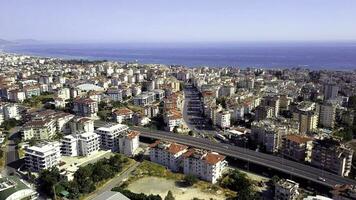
[119,131,140,156]
[216,111,231,129]
[183,149,227,184]
[149,141,188,172]
[95,123,129,151]
[61,132,100,157]
[25,142,61,172]
[1,103,20,120]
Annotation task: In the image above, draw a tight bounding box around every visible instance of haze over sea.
[3,42,356,70]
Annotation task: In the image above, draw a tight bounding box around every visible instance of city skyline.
[1,0,356,42]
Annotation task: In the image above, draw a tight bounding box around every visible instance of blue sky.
[1,0,356,42]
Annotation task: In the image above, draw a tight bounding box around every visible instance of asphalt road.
[3,127,21,176]
[85,161,141,200]
[132,126,356,188]
[182,85,218,136]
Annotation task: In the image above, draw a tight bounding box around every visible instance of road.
[2,127,21,176]
[132,126,356,188]
[182,84,218,137]
[85,161,141,200]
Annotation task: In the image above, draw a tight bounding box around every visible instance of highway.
[132,126,356,188]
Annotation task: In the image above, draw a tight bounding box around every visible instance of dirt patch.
[127,177,227,200]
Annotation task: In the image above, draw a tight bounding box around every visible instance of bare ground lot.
[127,176,227,200]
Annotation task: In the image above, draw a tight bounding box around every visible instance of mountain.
[0,39,13,45]
[13,39,41,44]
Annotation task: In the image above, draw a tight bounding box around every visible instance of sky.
[1,0,356,43]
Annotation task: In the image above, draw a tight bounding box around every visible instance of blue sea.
[3,42,356,70]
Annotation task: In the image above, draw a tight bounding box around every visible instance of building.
[25,141,61,172]
[293,108,318,134]
[281,134,313,162]
[133,92,155,106]
[0,176,38,200]
[95,123,129,151]
[163,109,183,132]
[311,139,353,177]
[255,106,274,121]
[274,179,299,200]
[70,117,94,134]
[77,132,101,156]
[1,103,20,120]
[72,97,98,118]
[324,83,339,100]
[107,88,123,102]
[319,102,336,129]
[216,110,231,129]
[149,140,188,172]
[119,130,140,156]
[183,149,227,184]
[251,120,285,153]
[113,108,133,124]
[261,95,280,117]
[331,184,356,200]
[22,119,56,141]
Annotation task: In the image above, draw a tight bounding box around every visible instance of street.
[2,127,22,176]
[85,161,141,200]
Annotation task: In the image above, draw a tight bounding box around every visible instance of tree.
[183,174,198,186]
[164,190,175,200]
[37,167,61,197]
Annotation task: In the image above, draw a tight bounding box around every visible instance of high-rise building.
[324,83,339,100]
[25,141,61,172]
[311,139,353,177]
[319,102,336,129]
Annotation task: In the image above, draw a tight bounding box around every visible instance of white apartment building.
[70,117,94,134]
[22,119,56,141]
[95,123,129,151]
[275,179,300,200]
[119,130,140,156]
[77,132,100,156]
[319,103,336,129]
[61,135,79,156]
[216,110,231,129]
[0,103,21,120]
[133,92,155,106]
[163,110,183,132]
[25,142,61,172]
[149,141,188,172]
[183,149,227,184]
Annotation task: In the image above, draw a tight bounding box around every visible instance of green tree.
[164,190,175,200]
[183,174,198,186]
[37,167,61,197]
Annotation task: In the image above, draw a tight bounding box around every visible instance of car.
[318,177,326,182]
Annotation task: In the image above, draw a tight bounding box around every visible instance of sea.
[2,42,356,70]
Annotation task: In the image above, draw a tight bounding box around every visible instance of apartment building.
[0,103,21,120]
[72,97,98,118]
[25,141,61,172]
[95,123,129,151]
[251,120,284,153]
[183,149,227,184]
[133,91,155,106]
[293,101,318,134]
[281,134,313,162]
[216,110,231,129]
[107,88,123,102]
[324,82,339,100]
[22,119,56,140]
[319,102,336,129]
[261,95,280,117]
[113,108,133,124]
[77,132,101,156]
[311,139,353,177]
[149,141,188,172]
[163,109,183,132]
[70,117,94,134]
[119,130,140,156]
[274,179,299,200]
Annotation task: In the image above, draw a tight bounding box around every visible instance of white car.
[318,177,326,182]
